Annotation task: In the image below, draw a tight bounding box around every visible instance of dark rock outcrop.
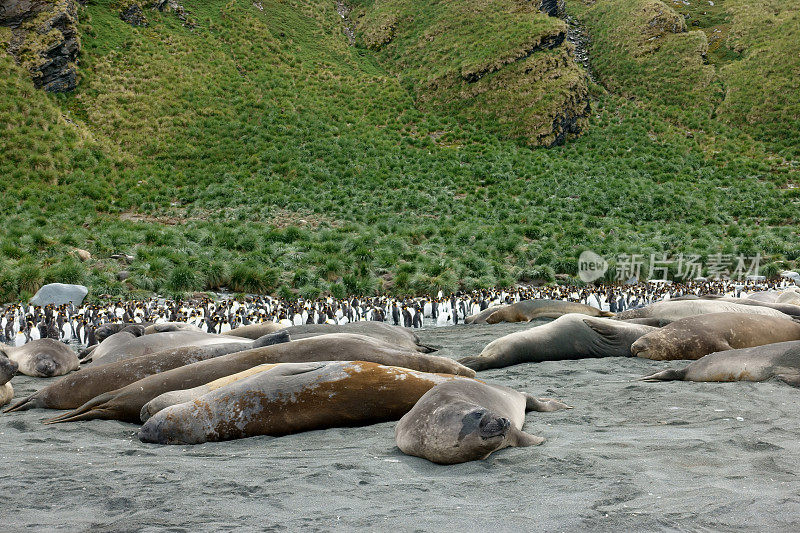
[536,0,565,19]
[120,3,147,27]
[0,0,80,92]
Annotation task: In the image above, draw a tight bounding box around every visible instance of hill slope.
[0,0,797,301]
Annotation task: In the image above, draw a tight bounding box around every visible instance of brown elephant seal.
[631,313,800,361]
[284,322,435,352]
[0,339,79,377]
[141,363,284,422]
[458,314,657,371]
[138,361,471,445]
[221,322,284,338]
[395,380,571,464]
[144,322,202,334]
[484,300,614,324]
[616,299,792,322]
[0,355,17,406]
[3,331,289,413]
[465,305,507,325]
[82,331,251,367]
[640,340,800,386]
[45,333,475,424]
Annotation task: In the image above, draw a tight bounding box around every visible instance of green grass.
[0,0,797,302]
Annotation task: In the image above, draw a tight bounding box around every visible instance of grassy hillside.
[571,0,800,157]
[0,0,797,302]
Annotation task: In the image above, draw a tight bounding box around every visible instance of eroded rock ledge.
[0,0,81,92]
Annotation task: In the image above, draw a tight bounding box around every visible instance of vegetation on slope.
[0,0,797,303]
[350,0,590,146]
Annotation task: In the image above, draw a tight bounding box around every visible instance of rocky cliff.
[0,0,80,92]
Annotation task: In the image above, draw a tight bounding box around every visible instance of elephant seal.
[284,322,435,353]
[615,299,791,322]
[484,300,614,324]
[0,339,79,377]
[3,331,289,413]
[138,361,471,445]
[695,295,800,318]
[221,322,284,338]
[640,340,800,386]
[141,363,285,422]
[82,331,251,367]
[144,322,202,334]
[395,380,571,464]
[0,355,17,406]
[458,314,657,371]
[465,305,506,325]
[631,312,800,361]
[45,333,475,424]
[95,323,149,344]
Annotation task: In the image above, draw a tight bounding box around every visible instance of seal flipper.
[457,355,492,372]
[508,428,545,447]
[775,374,800,387]
[3,393,39,413]
[524,394,571,412]
[639,368,688,382]
[42,391,116,424]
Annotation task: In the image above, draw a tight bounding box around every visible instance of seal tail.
[415,343,437,354]
[3,394,37,413]
[599,311,615,317]
[639,368,687,382]
[42,393,113,424]
[43,409,110,425]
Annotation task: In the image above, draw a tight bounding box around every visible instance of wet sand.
[2,322,800,531]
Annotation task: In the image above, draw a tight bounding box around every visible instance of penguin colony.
[2,279,790,347]
[2,279,800,464]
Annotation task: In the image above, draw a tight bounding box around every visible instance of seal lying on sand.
[4,331,289,413]
[0,339,79,377]
[464,306,506,325]
[283,322,435,353]
[684,295,800,318]
[640,340,800,386]
[0,355,18,406]
[631,313,800,361]
[138,361,471,445]
[395,380,571,464]
[82,331,252,367]
[458,315,656,371]
[615,300,791,322]
[45,334,475,424]
[484,300,613,324]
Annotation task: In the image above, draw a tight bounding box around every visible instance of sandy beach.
[2,321,799,531]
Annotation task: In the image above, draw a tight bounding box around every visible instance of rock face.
[120,3,147,27]
[30,283,88,306]
[0,0,80,92]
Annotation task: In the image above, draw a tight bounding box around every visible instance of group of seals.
[4,332,290,413]
[0,339,78,377]
[615,299,791,322]
[43,334,475,424]
[395,380,571,464]
[138,361,471,445]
